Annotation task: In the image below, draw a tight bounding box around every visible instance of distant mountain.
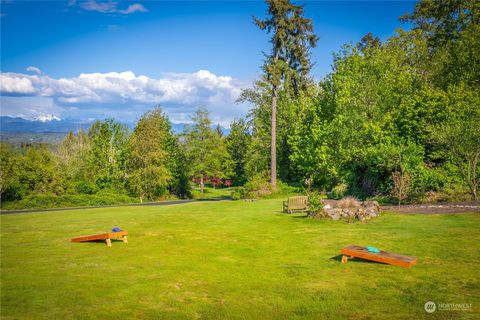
[0,116,92,133]
[0,116,229,135]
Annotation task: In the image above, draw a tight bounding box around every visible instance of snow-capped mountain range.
[0,116,227,135]
[33,114,62,122]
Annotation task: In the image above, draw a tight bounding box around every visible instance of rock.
[317,199,380,222]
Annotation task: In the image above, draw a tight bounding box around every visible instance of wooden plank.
[340,245,417,268]
[71,231,128,243]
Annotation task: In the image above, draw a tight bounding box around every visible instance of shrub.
[235,172,302,200]
[307,190,324,216]
[243,172,272,198]
[230,187,244,200]
[1,193,138,210]
[328,183,348,199]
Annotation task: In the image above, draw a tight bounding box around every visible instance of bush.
[307,190,324,216]
[1,193,138,210]
[243,172,272,198]
[230,187,244,200]
[327,183,348,199]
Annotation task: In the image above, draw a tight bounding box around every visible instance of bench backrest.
[288,196,308,209]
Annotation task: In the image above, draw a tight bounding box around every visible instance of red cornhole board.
[341,245,417,268]
[71,231,128,247]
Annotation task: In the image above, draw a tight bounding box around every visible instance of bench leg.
[106,238,112,247]
[341,255,348,263]
[122,235,128,243]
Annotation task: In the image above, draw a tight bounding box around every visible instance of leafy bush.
[1,193,138,210]
[75,180,97,195]
[307,190,324,216]
[327,183,348,199]
[230,187,244,200]
[243,172,272,198]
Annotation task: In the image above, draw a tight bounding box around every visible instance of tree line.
[239,0,479,202]
[0,108,235,208]
[1,0,479,209]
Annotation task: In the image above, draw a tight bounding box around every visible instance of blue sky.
[1,1,416,126]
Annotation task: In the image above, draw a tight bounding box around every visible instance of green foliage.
[401,0,480,87]
[87,119,129,191]
[327,183,348,200]
[182,108,233,196]
[254,0,318,93]
[1,192,137,210]
[306,190,324,216]
[243,172,273,198]
[230,187,244,200]
[225,118,251,185]
[128,108,174,201]
[240,172,301,199]
[429,85,480,199]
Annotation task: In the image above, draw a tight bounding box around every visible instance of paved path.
[0,197,231,215]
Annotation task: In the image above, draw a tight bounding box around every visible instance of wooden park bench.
[283,196,308,214]
[71,230,128,247]
[340,245,417,268]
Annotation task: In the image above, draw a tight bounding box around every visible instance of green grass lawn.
[191,186,233,199]
[1,199,479,319]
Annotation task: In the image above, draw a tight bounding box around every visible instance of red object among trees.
[211,176,222,188]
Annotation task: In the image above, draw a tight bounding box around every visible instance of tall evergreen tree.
[254,0,318,189]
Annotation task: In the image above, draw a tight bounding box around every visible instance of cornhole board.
[71,231,128,247]
[340,245,417,268]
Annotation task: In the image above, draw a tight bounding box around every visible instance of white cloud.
[0,73,36,94]
[79,1,147,14]
[0,96,65,121]
[80,1,117,13]
[119,3,147,14]
[0,70,247,126]
[26,66,42,75]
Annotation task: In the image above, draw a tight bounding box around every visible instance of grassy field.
[1,199,479,319]
[191,186,233,199]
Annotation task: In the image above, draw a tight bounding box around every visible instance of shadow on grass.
[330,254,386,265]
[292,215,309,219]
[73,239,126,246]
[278,211,309,218]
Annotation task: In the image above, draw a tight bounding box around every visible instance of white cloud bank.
[0,70,247,126]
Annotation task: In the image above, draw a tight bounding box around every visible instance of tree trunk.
[200,175,204,197]
[271,87,277,190]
